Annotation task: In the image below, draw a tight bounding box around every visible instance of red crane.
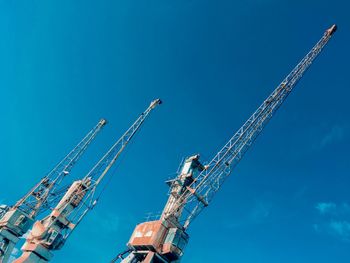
[112,25,337,263]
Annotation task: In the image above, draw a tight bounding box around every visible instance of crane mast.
[0,119,106,263]
[14,99,162,263]
[113,25,337,263]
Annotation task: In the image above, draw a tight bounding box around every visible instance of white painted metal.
[0,119,106,263]
[15,99,161,262]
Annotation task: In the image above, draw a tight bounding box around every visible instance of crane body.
[118,156,203,263]
[14,99,162,263]
[14,179,91,262]
[0,119,106,263]
[113,25,337,263]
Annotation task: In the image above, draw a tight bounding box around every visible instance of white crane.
[14,99,162,263]
[0,119,106,263]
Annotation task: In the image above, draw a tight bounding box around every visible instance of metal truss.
[164,25,337,229]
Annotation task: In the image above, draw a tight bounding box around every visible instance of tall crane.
[0,119,106,263]
[14,99,162,263]
[113,25,337,263]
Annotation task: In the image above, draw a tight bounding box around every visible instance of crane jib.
[12,99,161,263]
[166,24,337,229]
[0,119,107,263]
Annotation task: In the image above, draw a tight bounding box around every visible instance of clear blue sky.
[0,0,349,262]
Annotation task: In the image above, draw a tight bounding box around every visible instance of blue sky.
[0,0,349,262]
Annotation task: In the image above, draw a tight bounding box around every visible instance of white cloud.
[320,125,345,148]
[251,201,271,222]
[316,202,350,216]
[329,221,350,240]
[314,221,350,242]
[314,202,350,242]
[316,202,337,215]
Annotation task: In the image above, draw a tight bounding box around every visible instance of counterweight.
[113,25,337,263]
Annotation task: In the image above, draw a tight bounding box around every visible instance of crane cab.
[161,227,189,260]
[127,220,189,261]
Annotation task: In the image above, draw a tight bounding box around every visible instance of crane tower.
[112,25,337,263]
[0,119,106,263]
[14,99,162,263]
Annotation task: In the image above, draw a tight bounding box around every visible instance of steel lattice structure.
[61,99,162,238]
[14,99,161,263]
[0,119,106,263]
[164,25,337,229]
[113,25,337,263]
[14,119,107,217]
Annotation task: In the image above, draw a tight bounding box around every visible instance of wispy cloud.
[251,201,271,223]
[320,125,345,148]
[315,202,350,216]
[329,221,350,239]
[314,202,350,242]
[223,200,273,229]
[314,221,350,241]
[316,202,337,215]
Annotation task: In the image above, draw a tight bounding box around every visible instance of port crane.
[14,99,162,263]
[113,25,337,263]
[0,119,106,263]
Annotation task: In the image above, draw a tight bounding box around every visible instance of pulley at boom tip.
[150,98,162,109]
[99,118,108,126]
[326,24,337,36]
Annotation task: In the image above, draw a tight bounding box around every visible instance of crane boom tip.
[150,99,162,109]
[99,119,108,126]
[326,24,337,36]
